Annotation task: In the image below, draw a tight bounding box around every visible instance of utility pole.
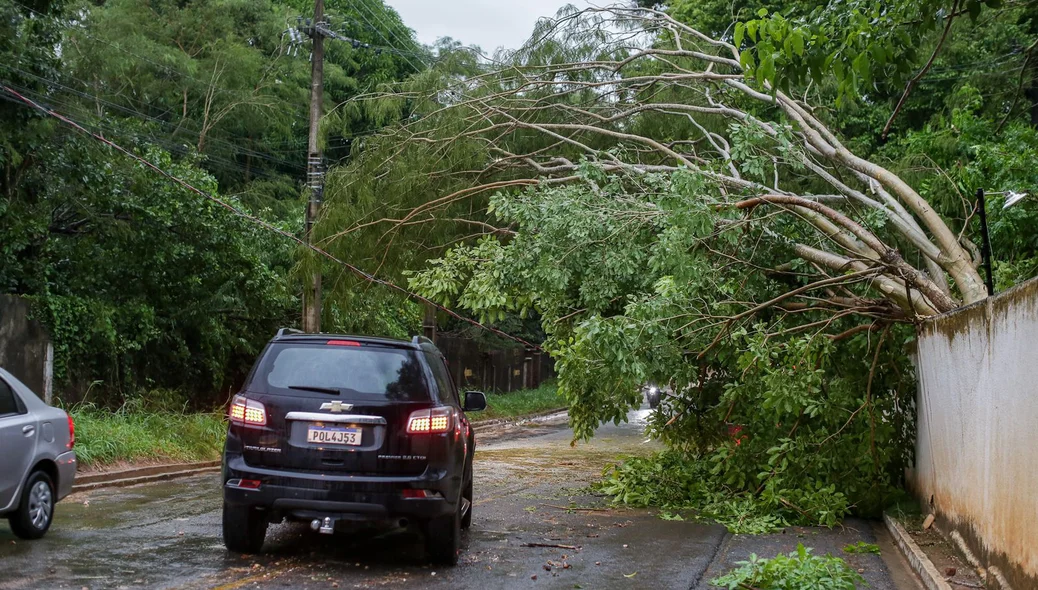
[422,304,437,342]
[302,0,325,333]
[292,6,384,333]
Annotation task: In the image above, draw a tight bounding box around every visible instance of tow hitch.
[311,517,335,534]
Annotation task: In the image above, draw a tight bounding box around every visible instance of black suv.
[221,330,486,565]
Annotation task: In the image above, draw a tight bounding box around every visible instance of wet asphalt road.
[0,410,921,589]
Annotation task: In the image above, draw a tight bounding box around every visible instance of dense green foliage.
[882,88,1038,289]
[412,173,917,517]
[711,544,864,590]
[313,41,503,336]
[0,0,424,403]
[734,0,1005,104]
[597,451,844,533]
[6,137,293,397]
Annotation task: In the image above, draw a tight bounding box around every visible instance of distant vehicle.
[643,383,662,409]
[221,330,486,565]
[0,368,77,539]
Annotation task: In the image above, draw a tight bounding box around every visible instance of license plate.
[307,426,362,446]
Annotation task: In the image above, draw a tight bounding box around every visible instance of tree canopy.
[0,0,424,402]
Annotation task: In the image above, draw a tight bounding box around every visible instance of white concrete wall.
[911,277,1038,588]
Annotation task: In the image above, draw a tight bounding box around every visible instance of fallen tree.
[336,6,987,316]
[318,5,1032,523]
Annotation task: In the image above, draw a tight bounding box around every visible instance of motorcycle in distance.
[643,383,662,409]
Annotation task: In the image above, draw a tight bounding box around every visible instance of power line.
[0,63,307,173]
[0,83,250,181]
[13,2,423,169]
[0,82,540,350]
[0,79,298,184]
[314,14,430,62]
[351,0,427,73]
[925,50,1023,75]
[917,63,1023,85]
[16,3,287,106]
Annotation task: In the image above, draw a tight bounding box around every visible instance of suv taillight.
[66,412,75,449]
[229,395,267,426]
[406,407,454,434]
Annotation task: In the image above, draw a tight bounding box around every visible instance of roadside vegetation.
[70,401,225,468]
[711,544,864,590]
[473,382,565,423]
[595,450,852,534]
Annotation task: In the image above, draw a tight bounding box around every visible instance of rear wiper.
[287,385,341,396]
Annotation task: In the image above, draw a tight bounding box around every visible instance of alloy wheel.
[28,480,52,530]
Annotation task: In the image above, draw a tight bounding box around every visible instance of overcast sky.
[384,0,594,52]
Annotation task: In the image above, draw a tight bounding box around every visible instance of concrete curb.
[883,513,953,590]
[471,408,568,433]
[72,460,221,492]
[69,409,570,492]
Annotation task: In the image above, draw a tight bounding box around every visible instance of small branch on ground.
[521,542,582,550]
[542,504,613,513]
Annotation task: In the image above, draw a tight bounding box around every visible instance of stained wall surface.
[911,278,1038,588]
[0,294,53,401]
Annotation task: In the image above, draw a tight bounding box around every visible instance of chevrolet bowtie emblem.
[321,401,353,413]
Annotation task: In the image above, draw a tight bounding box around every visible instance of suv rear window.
[247,343,430,401]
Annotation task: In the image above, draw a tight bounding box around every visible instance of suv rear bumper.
[223,455,459,522]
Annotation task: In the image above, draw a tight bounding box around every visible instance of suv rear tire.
[222,503,267,554]
[460,477,473,529]
[425,504,461,565]
[8,470,54,540]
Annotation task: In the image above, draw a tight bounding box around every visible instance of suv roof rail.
[276,327,305,338]
[411,334,435,347]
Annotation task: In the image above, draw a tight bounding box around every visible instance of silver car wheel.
[28,479,53,530]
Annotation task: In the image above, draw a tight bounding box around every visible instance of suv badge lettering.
[244,445,282,453]
[321,401,353,412]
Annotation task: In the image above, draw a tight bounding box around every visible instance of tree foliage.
[0,0,422,402]
[734,0,1003,104]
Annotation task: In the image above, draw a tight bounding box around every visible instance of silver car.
[0,368,77,539]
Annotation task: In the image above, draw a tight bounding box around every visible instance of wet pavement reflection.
[0,409,917,589]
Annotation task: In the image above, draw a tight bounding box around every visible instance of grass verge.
[472,381,566,422]
[71,405,225,469]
